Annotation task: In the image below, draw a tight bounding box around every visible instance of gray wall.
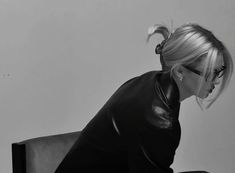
[2,0,235,172]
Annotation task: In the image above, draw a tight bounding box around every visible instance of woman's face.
[182,57,224,99]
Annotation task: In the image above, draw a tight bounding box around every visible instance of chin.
[204,92,211,98]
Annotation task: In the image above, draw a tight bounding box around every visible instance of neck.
[172,74,193,102]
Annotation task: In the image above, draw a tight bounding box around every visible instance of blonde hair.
[147,23,234,110]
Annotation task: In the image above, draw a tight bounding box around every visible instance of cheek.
[198,81,211,97]
[183,77,199,94]
[186,77,208,96]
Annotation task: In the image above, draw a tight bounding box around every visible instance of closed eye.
[214,65,226,76]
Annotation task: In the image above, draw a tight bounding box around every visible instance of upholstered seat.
[12,131,81,173]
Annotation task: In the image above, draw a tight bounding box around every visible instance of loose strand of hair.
[146,24,170,43]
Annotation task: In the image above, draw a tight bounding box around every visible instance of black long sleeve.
[55,70,181,173]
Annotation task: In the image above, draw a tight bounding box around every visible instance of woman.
[55,23,233,173]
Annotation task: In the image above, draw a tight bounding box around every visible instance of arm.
[127,142,174,173]
[111,103,179,173]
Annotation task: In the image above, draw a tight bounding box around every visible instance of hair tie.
[155,39,167,55]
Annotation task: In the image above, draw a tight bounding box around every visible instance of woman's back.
[55,70,181,173]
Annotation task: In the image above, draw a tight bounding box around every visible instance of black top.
[55,70,181,173]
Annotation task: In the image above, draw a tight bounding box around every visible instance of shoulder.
[107,70,164,113]
[117,70,162,96]
[117,70,162,92]
[107,70,180,131]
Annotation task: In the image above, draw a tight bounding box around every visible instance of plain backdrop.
[1,0,235,172]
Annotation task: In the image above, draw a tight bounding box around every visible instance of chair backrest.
[12,131,81,173]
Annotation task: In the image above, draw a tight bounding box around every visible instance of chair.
[12,131,81,173]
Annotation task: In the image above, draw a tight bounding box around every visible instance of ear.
[173,65,185,79]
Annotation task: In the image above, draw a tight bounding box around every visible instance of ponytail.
[146,24,172,71]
